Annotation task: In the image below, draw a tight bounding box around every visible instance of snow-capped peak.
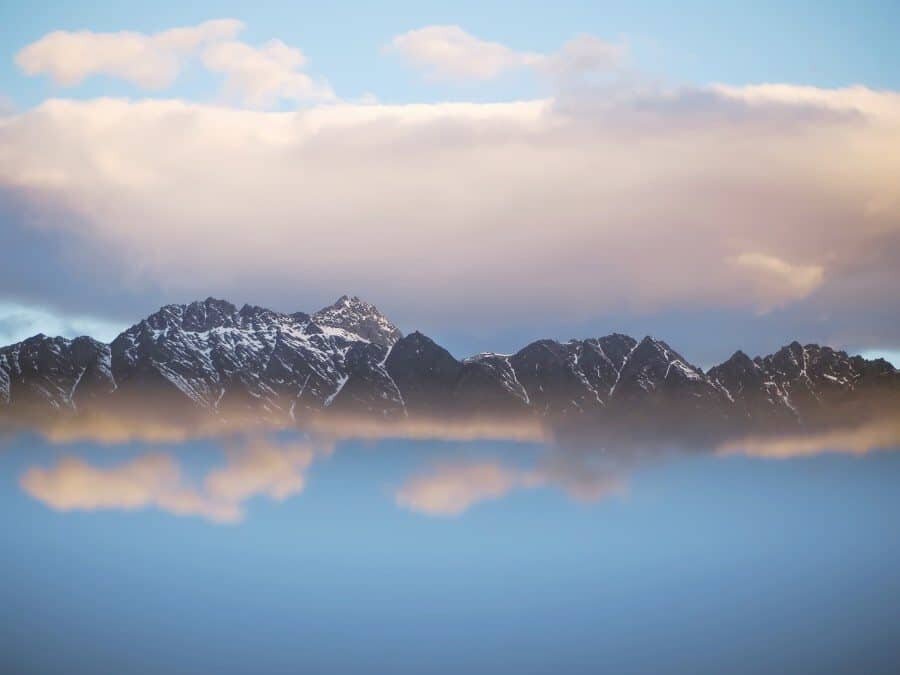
[312,295,402,348]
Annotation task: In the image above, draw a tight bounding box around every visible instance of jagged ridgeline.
[1,296,897,433]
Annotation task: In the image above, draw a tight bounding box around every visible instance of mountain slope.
[1,297,897,432]
[0,334,113,412]
[104,297,403,420]
[709,342,899,427]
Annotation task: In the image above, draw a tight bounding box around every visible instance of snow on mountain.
[709,341,899,425]
[108,297,399,419]
[460,353,531,408]
[0,334,113,411]
[312,295,402,348]
[0,297,897,431]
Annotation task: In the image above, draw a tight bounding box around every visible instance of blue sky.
[3,0,899,109]
[0,1,899,365]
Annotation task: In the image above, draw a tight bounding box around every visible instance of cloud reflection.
[718,419,900,459]
[396,462,535,516]
[20,436,330,524]
[21,453,242,523]
[16,409,549,446]
[205,439,324,503]
[16,411,900,523]
[395,457,624,517]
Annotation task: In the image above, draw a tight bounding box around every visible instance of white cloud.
[535,34,624,80]
[386,25,542,81]
[728,253,825,312]
[202,39,334,107]
[15,21,331,108]
[0,85,898,325]
[16,19,244,89]
[714,83,900,120]
[386,25,622,83]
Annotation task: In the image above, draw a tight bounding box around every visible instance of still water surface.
[2,430,899,674]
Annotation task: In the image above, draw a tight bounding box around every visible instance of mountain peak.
[727,350,755,367]
[142,298,238,332]
[634,335,677,359]
[707,350,763,387]
[312,296,402,348]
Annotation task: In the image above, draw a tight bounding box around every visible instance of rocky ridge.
[1,297,897,432]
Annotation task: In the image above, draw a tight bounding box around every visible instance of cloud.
[728,253,825,312]
[0,312,34,344]
[15,21,331,108]
[0,84,897,328]
[535,34,624,81]
[202,39,334,107]
[19,436,329,523]
[16,19,243,89]
[386,25,542,81]
[386,26,622,83]
[713,84,900,121]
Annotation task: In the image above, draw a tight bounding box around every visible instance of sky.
[0,1,899,366]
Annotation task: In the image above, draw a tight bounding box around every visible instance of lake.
[2,427,899,674]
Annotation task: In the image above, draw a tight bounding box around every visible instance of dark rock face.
[328,342,405,418]
[509,340,604,416]
[577,335,636,400]
[1,296,897,432]
[0,334,113,412]
[708,342,900,428]
[610,337,730,422]
[455,353,530,416]
[498,334,642,418]
[385,332,462,415]
[707,350,787,424]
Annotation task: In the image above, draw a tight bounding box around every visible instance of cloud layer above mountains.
[2,21,899,347]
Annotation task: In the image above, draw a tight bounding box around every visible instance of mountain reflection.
[12,411,900,523]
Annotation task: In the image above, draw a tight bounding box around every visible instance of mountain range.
[1,296,897,435]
